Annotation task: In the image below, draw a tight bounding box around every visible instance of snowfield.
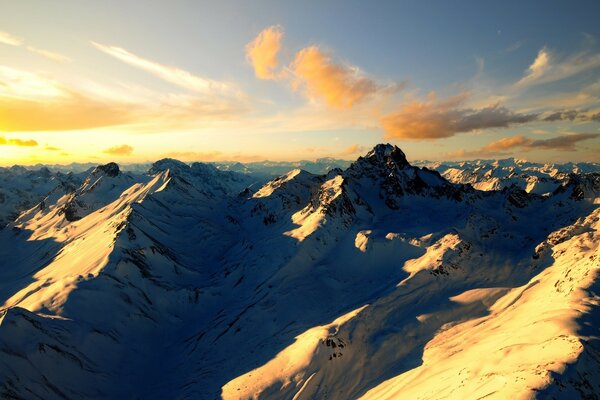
[0,144,598,399]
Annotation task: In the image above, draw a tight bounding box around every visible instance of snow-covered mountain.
[0,166,85,228]
[0,144,598,399]
[415,158,600,195]
[213,157,352,177]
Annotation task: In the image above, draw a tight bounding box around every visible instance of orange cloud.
[0,94,134,132]
[291,46,381,109]
[481,135,531,152]
[0,66,247,132]
[0,136,38,146]
[246,26,284,80]
[340,144,367,156]
[448,133,599,159]
[104,144,134,156]
[483,133,599,152]
[0,66,134,132]
[382,93,538,140]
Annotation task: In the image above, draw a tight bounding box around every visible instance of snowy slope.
[0,145,598,399]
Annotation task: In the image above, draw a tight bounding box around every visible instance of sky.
[0,0,599,165]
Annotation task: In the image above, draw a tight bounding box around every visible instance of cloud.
[480,135,531,152]
[515,47,600,88]
[0,67,133,131]
[290,46,383,109]
[504,40,524,53]
[516,47,550,87]
[0,135,38,146]
[92,42,234,95]
[0,67,117,133]
[539,109,600,123]
[339,144,367,156]
[245,25,401,111]
[25,46,71,63]
[529,133,599,150]
[0,91,134,132]
[0,31,70,62]
[543,109,580,121]
[449,133,599,158]
[89,42,248,128]
[44,145,61,151]
[103,144,134,156]
[246,26,284,80]
[382,93,538,140]
[0,66,246,132]
[0,31,23,46]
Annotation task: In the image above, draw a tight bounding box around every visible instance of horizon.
[1,1,599,165]
[1,142,599,169]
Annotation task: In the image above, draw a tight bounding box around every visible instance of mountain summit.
[92,162,120,177]
[365,143,409,167]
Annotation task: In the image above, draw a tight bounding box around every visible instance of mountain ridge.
[0,144,598,399]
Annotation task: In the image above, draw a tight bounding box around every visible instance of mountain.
[213,157,352,177]
[415,158,600,195]
[0,166,85,228]
[0,144,598,399]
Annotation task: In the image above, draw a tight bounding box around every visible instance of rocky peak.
[365,144,409,167]
[93,162,120,177]
[347,144,411,178]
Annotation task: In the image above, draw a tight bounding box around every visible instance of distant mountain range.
[0,144,598,399]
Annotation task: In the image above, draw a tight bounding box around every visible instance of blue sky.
[0,0,599,164]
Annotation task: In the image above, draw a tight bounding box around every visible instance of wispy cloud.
[25,46,71,63]
[91,41,234,95]
[527,132,600,150]
[382,93,538,140]
[515,47,600,88]
[0,135,38,146]
[0,30,70,63]
[0,65,247,132]
[504,40,524,53]
[0,31,23,46]
[103,144,134,156]
[246,25,284,80]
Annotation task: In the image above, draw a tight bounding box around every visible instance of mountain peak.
[149,158,190,175]
[365,144,409,166]
[92,162,120,177]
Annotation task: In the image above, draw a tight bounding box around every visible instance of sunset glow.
[0,1,598,165]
